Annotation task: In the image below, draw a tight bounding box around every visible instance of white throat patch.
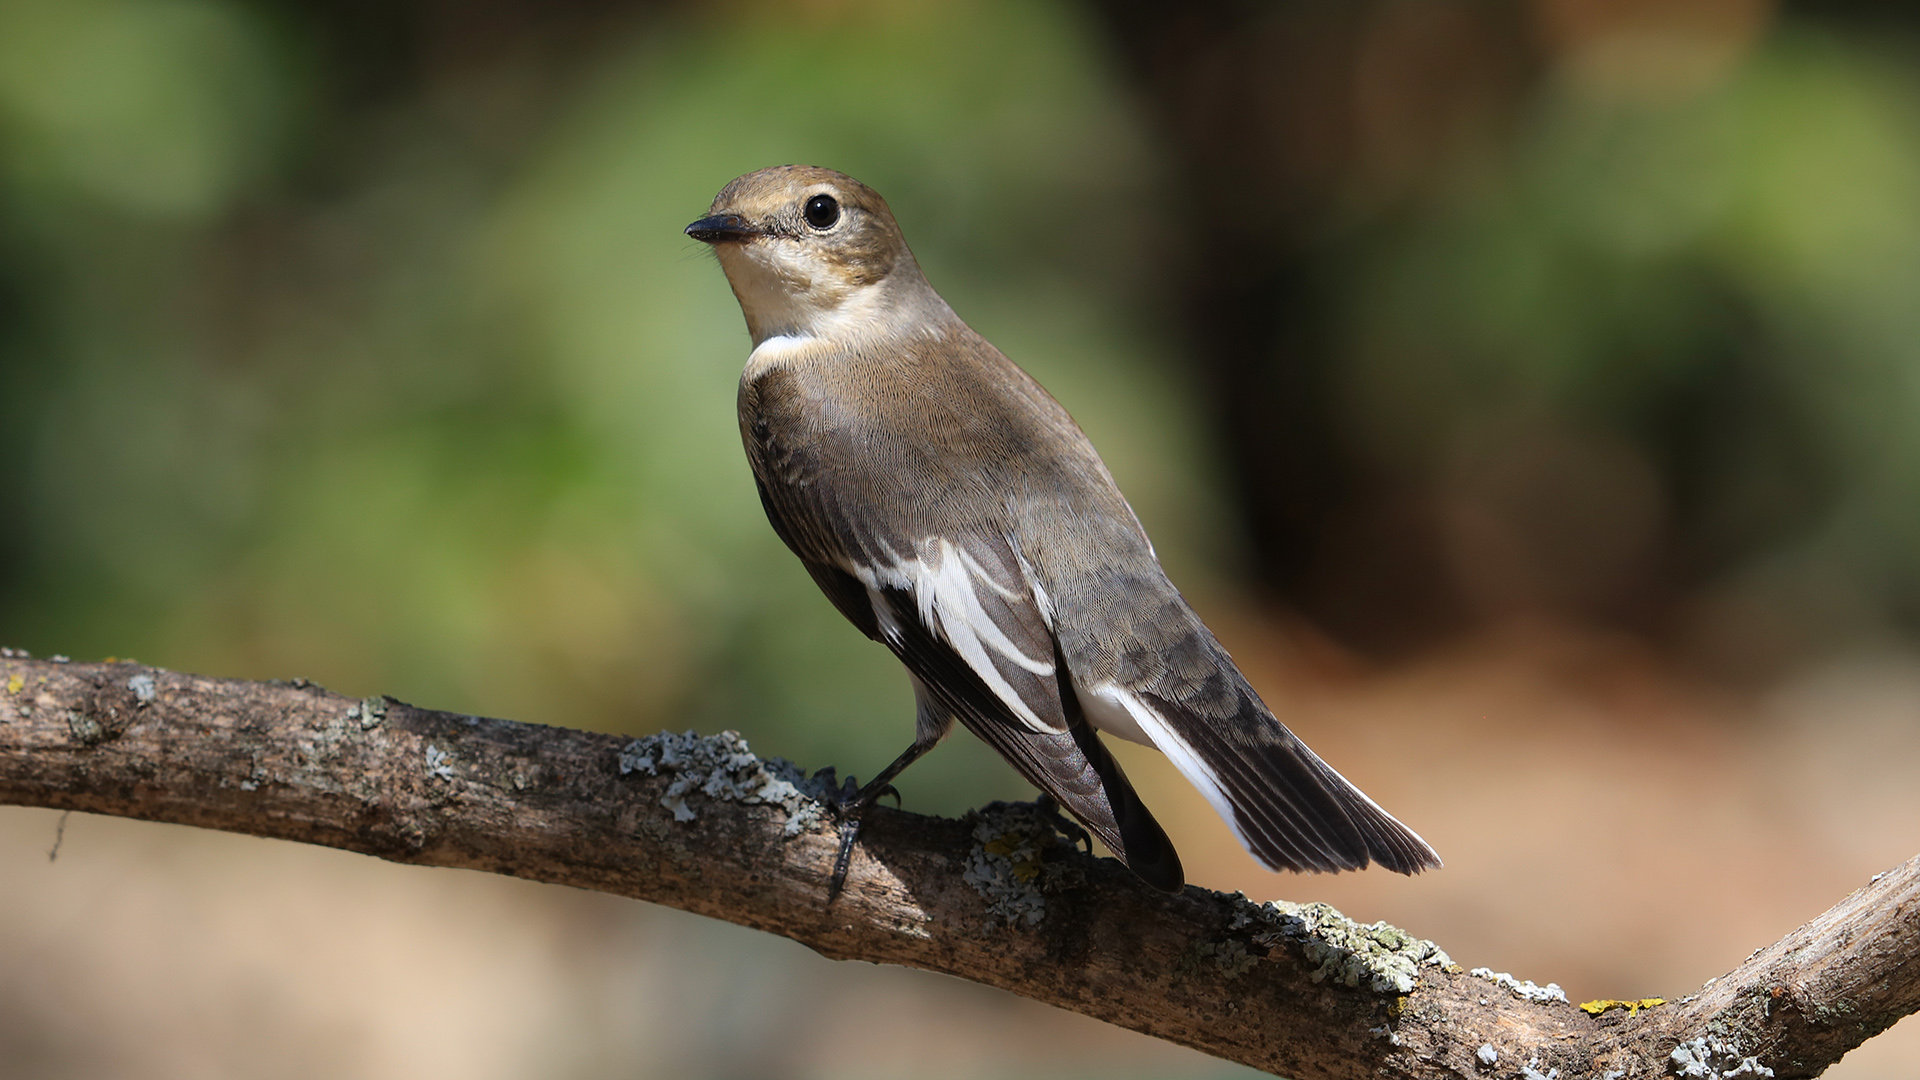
[716,240,892,348]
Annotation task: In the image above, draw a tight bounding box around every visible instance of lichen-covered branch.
[1,654,1915,1079]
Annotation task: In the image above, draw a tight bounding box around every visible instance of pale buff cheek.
[717,240,874,342]
[716,244,811,338]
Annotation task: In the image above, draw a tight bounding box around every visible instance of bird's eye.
[803,194,841,230]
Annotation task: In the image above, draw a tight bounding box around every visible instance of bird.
[686,165,1439,894]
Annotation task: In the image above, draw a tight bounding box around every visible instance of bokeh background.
[3,0,1920,1076]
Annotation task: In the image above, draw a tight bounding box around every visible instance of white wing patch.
[853,536,1057,731]
[1079,682,1255,857]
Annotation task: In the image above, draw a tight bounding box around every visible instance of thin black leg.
[828,735,941,898]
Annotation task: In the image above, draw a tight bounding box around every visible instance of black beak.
[685,214,762,244]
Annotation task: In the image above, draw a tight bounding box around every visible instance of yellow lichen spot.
[1580,998,1667,1016]
[1388,995,1409,1019]
[5,674,21,695]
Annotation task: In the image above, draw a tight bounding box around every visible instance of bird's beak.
[685,213,763,244]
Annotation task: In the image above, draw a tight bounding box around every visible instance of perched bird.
[687,165,1439,893]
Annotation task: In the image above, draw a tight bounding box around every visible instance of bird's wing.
[752,463,1181,887]
[750,462,1060,732]
[857,547,1182,892]
[855,532,1062,733]
[854,529,1182,888]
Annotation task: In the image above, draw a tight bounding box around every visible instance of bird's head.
[686,166,942,347]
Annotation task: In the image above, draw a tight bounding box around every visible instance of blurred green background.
[11,0,1920,729]
[5,0,1920,1077]
[0,0,1230,813]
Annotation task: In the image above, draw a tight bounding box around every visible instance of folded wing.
[761,473,1186,890]
[854,533,1184,891]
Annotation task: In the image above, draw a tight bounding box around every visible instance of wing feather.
[874,584,1182,890]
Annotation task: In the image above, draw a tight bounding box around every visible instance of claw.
[817,735,944,901]
[823,779,897,898]
[1032,794,1092,853]
[978,795,1092,854]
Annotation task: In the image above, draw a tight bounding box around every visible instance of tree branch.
[2,655,1914,1078]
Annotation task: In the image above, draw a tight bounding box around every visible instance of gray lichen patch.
[66,709,106,746]
[1228,897,1453,994]
[127,672,156,704]
[618,730,831,838]
[959,801,1086,927]
[344,696,389,730]
[1186,938,1260,979]
[1470,967,1568,1004]
[1670,1036,1774,1078]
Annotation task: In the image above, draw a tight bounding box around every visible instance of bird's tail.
[1123,684,1441,876]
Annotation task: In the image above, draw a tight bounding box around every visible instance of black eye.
[803,193,840,230]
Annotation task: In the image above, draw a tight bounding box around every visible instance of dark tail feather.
[1233,731,1440,875]
[1296,746,1442,875]
[1143,689,1440,876]
[1063,687,1184,893]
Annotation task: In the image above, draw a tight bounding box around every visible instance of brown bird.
[687,165,1439,893]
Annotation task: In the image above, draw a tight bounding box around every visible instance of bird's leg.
[827,735,940,898]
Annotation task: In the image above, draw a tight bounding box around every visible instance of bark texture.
[1,654,1915,1079]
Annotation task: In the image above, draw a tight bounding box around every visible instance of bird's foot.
[977,795,1090,854]
[817,769,904,900]
[828,816,862,899]
[806,766,901,811]
[811,736,942,900]
[1030,794,1092,854]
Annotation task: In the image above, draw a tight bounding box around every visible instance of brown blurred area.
[1095,0,1920,660]
[4,0,1920,1076]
